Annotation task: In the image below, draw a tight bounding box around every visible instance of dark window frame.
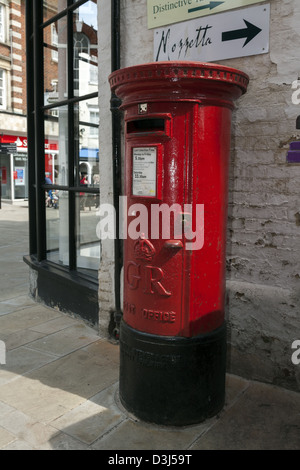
[26,0,99,277]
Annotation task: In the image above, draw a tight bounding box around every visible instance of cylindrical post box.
[109,62,248,426]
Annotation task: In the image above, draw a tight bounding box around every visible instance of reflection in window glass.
[44,106,68,186]
[0,155,11,199]
[89,109,99,136]
[76,192,100,277]
[0,69,6,109]
[13,155,27,199]
[0,4,5,42]
[44,17,68,105]
[43,0,68,20]
[74,98,99,188]
[46,191,69,266]
[41,0,99,276]
[73,1,98,97]
[51,23,58,61]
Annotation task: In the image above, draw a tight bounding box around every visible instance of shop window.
[28,0,99,279]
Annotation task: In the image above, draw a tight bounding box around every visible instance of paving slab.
[0,305,62,335]
[2,439,34,450]
[51,383,125,445]
[30,315,79,335]
[0,295,36,317]
[27,323,100,357]
[0,341,119,423]
[0,374,83,423]
[191,381,300,450]
[0,426,16,448]
[43,432,91,450]
[0,407,60,448]
[91,374,251,451]
[0,346,58,385]
[1,294,36,308]
[0,328,48,351]
[0,284,30,302]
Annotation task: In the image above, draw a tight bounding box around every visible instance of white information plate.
[154,4,270,62]
[132,147,157,197]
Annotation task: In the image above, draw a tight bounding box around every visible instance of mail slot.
[127,118,165,133]
[109,61,249,426]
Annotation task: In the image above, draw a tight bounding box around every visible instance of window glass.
[73,1,98,97]
[43,0,68,20]
[51,23,58,61]
[0,155,11,199]
[44,106,68,186]
[13,155,27,199]
[44,18,68,105]
[0,4,5,42]
[74,98,99,188]
[46,190,69,265]
[0,69,6,109]
[76,192,100,277]
[41,0,99,274]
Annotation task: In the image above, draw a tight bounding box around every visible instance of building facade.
[25,0,300,392]
[0,0,28,202]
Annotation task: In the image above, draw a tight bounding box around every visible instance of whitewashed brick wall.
[221,1,300,391]
[98,1,115,337]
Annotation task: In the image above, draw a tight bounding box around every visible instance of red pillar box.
[109,62,248,426]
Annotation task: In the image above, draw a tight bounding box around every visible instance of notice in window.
[132,147,157,197]
[14,167,25,185]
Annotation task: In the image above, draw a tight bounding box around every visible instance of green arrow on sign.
[188,1,225,14]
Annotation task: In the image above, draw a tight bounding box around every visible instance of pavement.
[0,201,299,451]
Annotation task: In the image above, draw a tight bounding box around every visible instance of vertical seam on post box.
[180,104,191,337]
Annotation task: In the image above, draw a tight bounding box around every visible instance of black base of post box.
[119,320,227,426]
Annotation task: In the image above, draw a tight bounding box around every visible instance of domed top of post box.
[109,61,249,108]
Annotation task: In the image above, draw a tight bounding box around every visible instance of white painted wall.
[222,0,300,391]
[98,1,115,336]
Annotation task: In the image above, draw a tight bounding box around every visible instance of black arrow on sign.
[188,1,224,14]
[222,20,262,47]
